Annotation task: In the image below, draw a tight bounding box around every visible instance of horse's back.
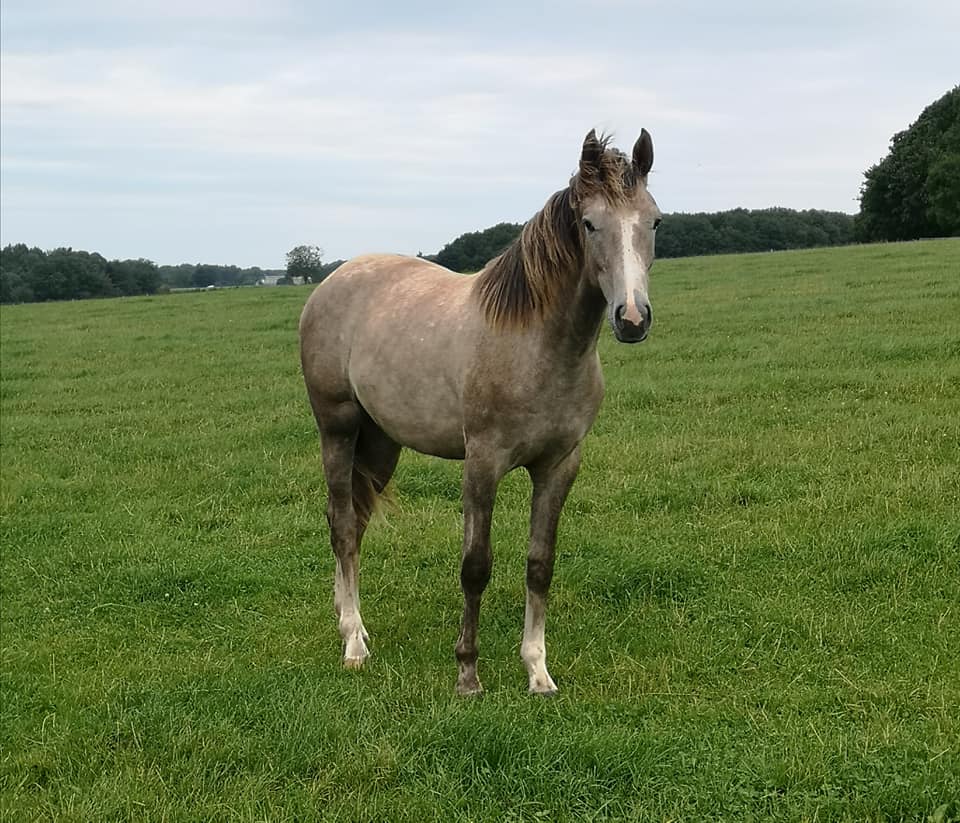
[302,253,445,319]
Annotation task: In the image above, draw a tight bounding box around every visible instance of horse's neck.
[541,270,607,359]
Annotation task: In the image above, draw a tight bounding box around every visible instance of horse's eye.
[653,218,662,230]
[583,219,597,233]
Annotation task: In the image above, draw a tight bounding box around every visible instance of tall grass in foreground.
[2,239,959,821]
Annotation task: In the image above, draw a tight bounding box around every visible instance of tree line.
[158,263,274,289]
[1,245,163,304]
[428,208,855,273]
[0,245,298,303]
[656,208,854,258]
[0,244,348,303]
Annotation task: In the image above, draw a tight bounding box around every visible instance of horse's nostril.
[614,304,625,324]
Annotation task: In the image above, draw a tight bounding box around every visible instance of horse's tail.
[351,461,380,528]
[302,377,398,530]
[351,424,398,530]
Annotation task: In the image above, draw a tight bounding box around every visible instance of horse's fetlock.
[520,641,544,666]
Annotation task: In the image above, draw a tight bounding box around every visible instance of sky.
[1,1,957,269]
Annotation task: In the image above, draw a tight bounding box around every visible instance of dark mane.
[475,188,581,329]
[475,135,637,329]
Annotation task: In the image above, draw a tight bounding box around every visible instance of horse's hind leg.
[317,399,400,669]
[315,403,367,667]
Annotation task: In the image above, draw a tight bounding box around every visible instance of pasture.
[1,239,958,821]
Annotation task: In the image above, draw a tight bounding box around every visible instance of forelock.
[571,138,639,207]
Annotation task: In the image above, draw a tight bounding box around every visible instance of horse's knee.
[460,545,492,594]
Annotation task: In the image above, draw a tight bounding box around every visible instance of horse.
[299,129,661,695]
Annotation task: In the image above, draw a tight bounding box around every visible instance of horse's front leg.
[455,456,501,696]
[523,446,581,695]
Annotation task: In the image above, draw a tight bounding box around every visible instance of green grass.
[2,239,959,821]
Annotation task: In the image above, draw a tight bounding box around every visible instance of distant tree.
[0,245,276,302]
[427,209,854,270]
[106,258,160,295]
[0,268,35,303]
[653,208,853,258]
[129,259,161,294]
[214,265,241,287]
[317,259,346,280]
[0,244,168,303]
[158,263,196,289]
[0,244,40,303]
[0,244,42,303]
[925,153,960,232]
[244,266,265,286]
[286,245,325,283]
[434,222,523,272]
[34,248,111,301]
[655,213,719,257]
[26,249,68,301]
[856,86,960,241]
[193,264,220,288]
[427,209,853,270]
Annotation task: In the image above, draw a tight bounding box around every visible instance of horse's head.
[572,129,661,343]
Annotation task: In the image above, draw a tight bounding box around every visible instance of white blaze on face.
[619,215,649,325]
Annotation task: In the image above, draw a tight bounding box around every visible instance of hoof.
[456,678,484,697]
[527,672,558,695]
[456,685,484,698]
[343,656,367,670]
[529,687,558,698]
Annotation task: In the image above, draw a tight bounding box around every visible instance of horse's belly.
[351,369,466,460]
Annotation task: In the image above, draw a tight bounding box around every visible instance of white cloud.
[1,37,709,166]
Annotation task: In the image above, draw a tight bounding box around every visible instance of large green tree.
[856,86,960,241]
[286,245,325,283]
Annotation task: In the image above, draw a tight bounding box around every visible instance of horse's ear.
[633,129,654,177]
[580,129,603,173]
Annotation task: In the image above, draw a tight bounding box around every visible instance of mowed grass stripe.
[2,239,958,821]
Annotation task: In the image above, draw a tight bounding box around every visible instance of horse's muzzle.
[613,301,652,343]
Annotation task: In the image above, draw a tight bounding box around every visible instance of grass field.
[2,239,959,821]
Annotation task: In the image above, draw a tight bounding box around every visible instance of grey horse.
[299,129,661,695]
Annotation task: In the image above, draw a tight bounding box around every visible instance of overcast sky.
[1,1,957,268]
